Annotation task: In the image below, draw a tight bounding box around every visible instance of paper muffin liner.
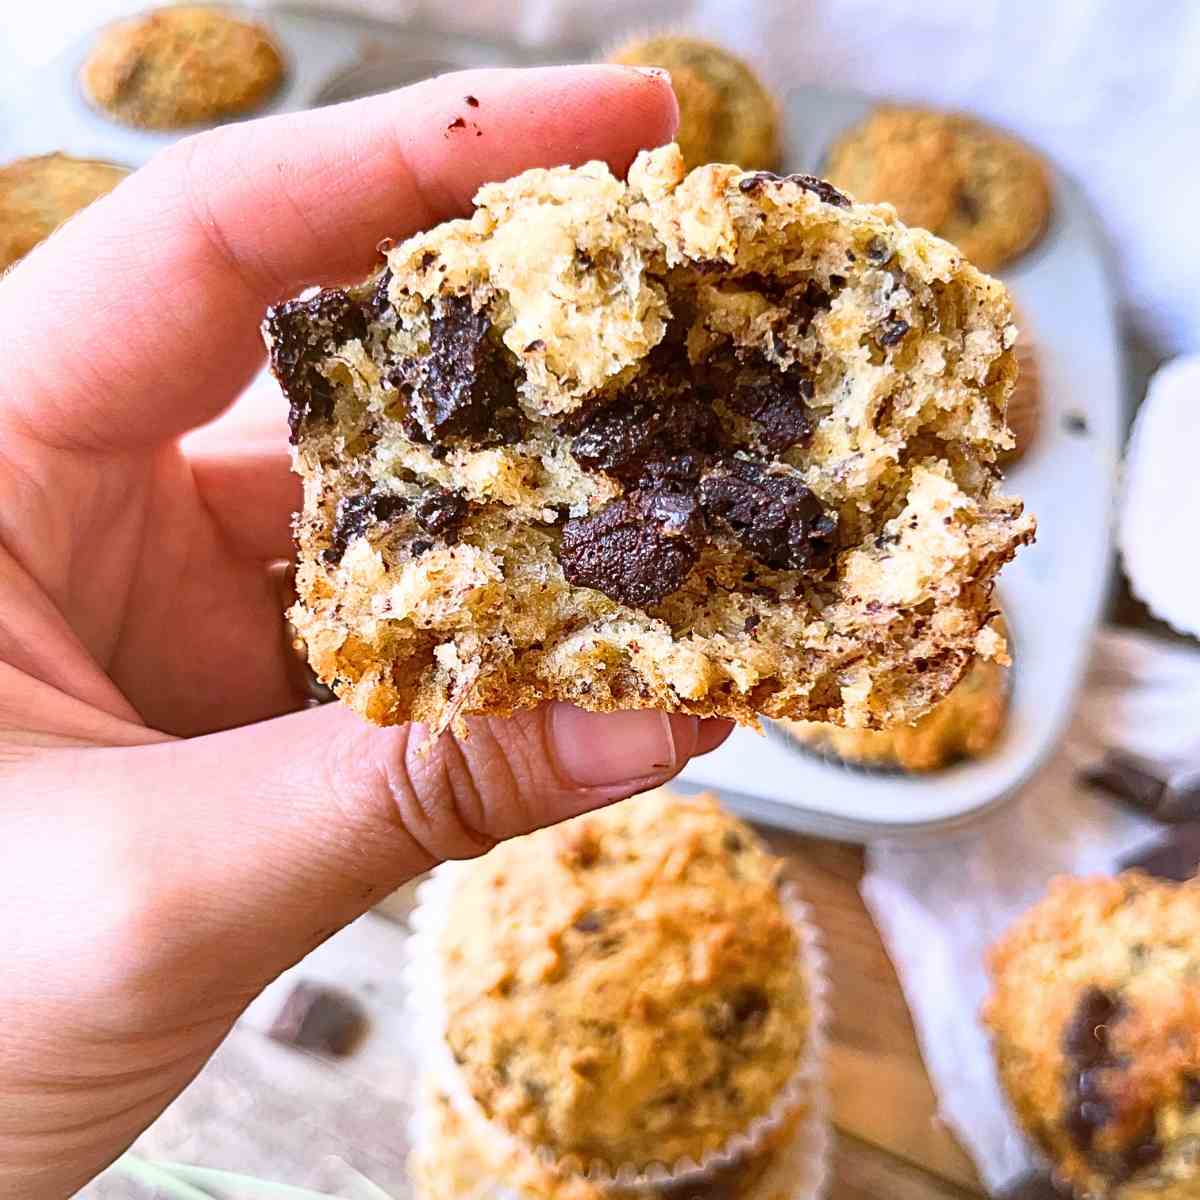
[404,859,831,1199]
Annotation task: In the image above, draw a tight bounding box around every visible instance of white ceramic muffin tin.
[11,15,1124,842]
[680,89,1125,840]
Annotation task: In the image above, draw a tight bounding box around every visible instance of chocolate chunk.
[572,911,607,933]
[736,170,851,208]
[997,1173,1072,1200]
[413,488,469,539]
[398,295,519,444]
[367,267,394,318]
[730,984,769,1028]
[737,171,778,194]
[465,94,479,107]
[1119,826,1200,881]
[699,458,838,572]
[956,188,982,224]
[1083,751,1200,824]
[569,380,723,482]
[266,289,367,443]
[878,315,911,347]
[558,490,704,608]
[703,986,769,1041]
[325,490,407,563]
[1062,987,1122,1152]
[1183,1075,1200,1107]
[865,235,893,264]
[325,485,469,562]
[269,981,366,1056]
[786,173,852,208]
[725,356,817,452]
[1119,1131,1164,1178]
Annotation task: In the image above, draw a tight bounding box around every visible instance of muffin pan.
[679,90,1124,841]
[10,20,1124,842]
[5,6,557,166]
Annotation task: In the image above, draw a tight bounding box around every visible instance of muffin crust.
[437,790,811,1174]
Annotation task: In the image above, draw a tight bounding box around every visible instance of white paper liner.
[1118,354,1200,639]
[404,860,831,1198]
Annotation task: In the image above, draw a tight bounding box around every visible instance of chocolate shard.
[1062,987,1121,1153]
[699,458,838,572]
[558,490,704,608]
[725,356,818,452]
[397,295,521,444]
[1118,826,1200,881]
[268,981,366,1057]
[569,379,723,482]
[996,1173,1073,1200]
[1082,751,1200,824]
[266,288,367,443]
[325,490,407,563]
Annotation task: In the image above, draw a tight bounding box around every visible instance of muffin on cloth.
[984,873,1200,1199]
[406,789,828,1195]
[0,153,127,271]
[607,34,780,171]
[273,143,1033,734]
[81,5,285,130]
[781,633,1009,771]
[824,106,1052,273]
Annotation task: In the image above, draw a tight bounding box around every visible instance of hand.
[0,65,731,1198]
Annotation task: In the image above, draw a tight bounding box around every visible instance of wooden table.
[761,828,988,1199]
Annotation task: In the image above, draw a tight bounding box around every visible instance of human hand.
[0,65,731,1198]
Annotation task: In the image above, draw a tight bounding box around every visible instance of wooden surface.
[760,828,988,1199]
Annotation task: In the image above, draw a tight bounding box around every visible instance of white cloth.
[2,0,1199,353]
[862,627,1200,1192]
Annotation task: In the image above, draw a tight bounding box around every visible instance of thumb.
[61,702,730,991]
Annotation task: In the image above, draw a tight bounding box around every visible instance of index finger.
[0,65,676,451]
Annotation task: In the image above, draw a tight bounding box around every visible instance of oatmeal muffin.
[608,34,779,171]
[781,636,1009,771]
[825,107,1052,272]
[81,5,285,130]
[412,1078,814,1200]
[272,144,1033,733]
[984,874,1200,1199]
[433,789,815,1179]
[0,153,127,271]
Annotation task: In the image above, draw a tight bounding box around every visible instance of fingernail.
[550,705,682,788]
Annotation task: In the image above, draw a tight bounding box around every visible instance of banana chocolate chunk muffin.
[825,107,1052,273]
[271,143,1033,733]
[985,874,1200,1199]
[81,5,285,130]
[608,34,780,171]
[428,789,818,1184]
[0,153,128,271]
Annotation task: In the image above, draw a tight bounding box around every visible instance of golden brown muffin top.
[439,789,810,1173]
[609,35,779,171]
[0,153,128,272]
[783,632,1009,771]
[985,874,1200,1199]
[825,106,1051,272]
[81,5,285,130]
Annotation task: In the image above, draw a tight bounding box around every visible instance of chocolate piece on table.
[1118,825,1200,882]
[997,1173,1073,1199]
[1081,751,1200,823]
[268,981,366,1056]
